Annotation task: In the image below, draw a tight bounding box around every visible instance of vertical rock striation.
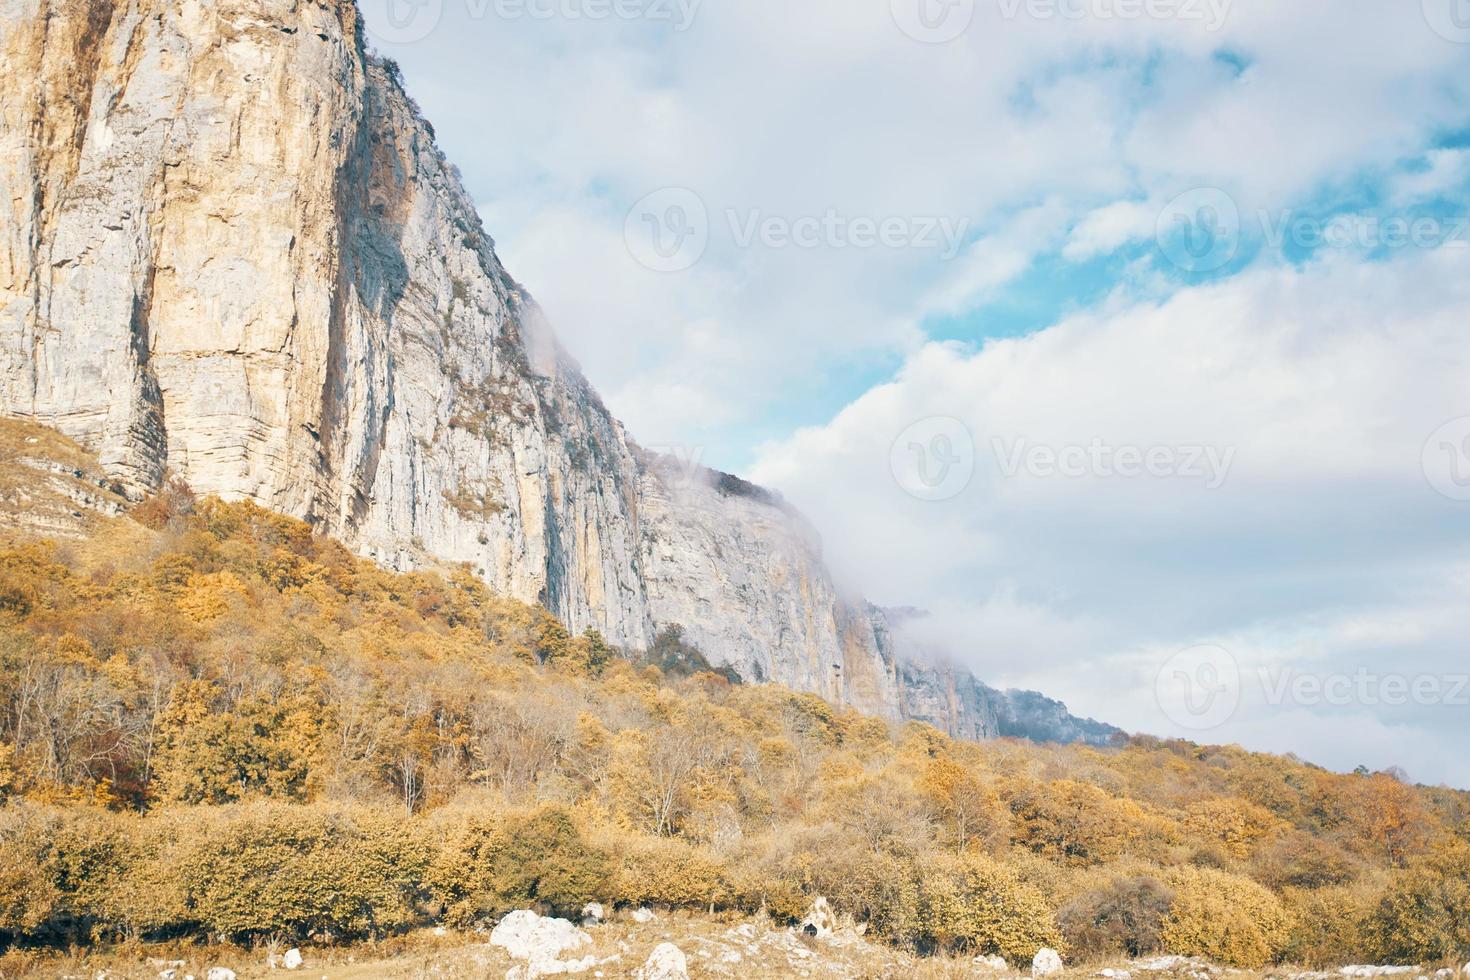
[0,0,1117,743]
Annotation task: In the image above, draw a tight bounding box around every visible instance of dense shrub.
[1249,831,1360,890]
[176,805,431,940]
[430,807,610,924]
[917,851,1061,961]
[1161,866,1292,968]
[0,807,61,937]
[1281,885,1380,968]
[1058,873,1173,959]
[611,835,731,910]
[1369,842,1470,962]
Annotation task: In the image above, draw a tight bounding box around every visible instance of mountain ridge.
[0,0,1115,746]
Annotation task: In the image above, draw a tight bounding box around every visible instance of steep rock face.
[0,0,1113,740]
[637,458,901,718]
[0,0,652,646]
[0,0,902,713]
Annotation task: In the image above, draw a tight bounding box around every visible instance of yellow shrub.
[612,835,731,909]
[1281,884,1380,968]
[0,808,59,935]
[430,806,610,924]
[1161,866,1292,968]
[1369,841,1470,962]
[176,804,431,940]
[918,850,1062,962]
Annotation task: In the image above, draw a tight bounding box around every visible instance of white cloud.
[1389,148,1470,205]
[1063,199,1159,261]
[751,245,1470,784]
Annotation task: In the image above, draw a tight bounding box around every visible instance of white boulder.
[490,910,594,978]
[1033,948,1064,978]
[975,955,1009,971]
[281,948,303,971]
[635,944,689,980]
[581,902,605,925]
[206,970,236,980]
[631,907,656,924]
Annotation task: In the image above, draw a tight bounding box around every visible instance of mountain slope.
[0,483,1464,971]
[0,0,1112,742]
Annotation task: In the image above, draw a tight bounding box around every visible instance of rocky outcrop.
[0,0,652,647]
[0,0,1113,742]
[0,418,130,541]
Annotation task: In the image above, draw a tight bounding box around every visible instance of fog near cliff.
[752,247,1470,788]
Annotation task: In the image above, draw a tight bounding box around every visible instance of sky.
[358,0,1470,787]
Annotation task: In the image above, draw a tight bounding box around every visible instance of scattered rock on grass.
[1033,948,1064,978]
[635,943,689,980]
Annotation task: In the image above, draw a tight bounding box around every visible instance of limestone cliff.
[0,0,1114,740]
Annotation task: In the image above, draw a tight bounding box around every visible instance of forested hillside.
[0,430,1467,971]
